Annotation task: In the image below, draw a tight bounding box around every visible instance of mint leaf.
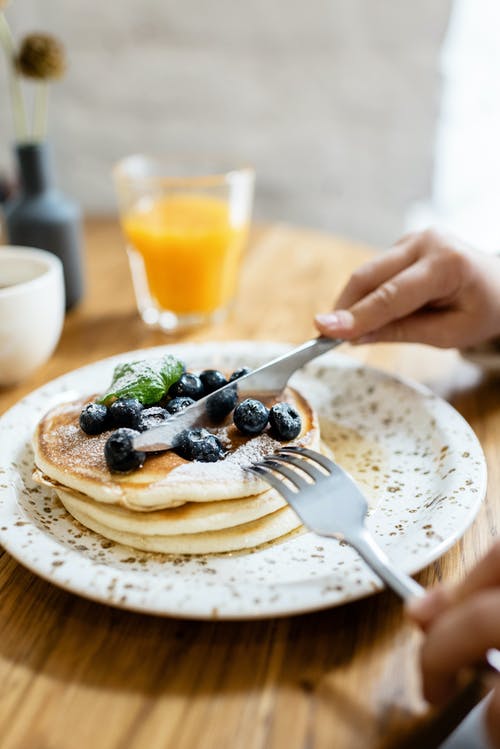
[112,361,137,380]
[97,355,184,406]
[159,355,185,391]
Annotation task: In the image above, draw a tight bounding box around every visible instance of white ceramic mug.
[0,246,65,386]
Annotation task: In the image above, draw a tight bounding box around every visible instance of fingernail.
[315,310,355,331]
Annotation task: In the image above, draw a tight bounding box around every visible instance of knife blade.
[132,336,342,452]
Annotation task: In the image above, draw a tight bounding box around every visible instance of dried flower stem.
[33,80,48,141]
[0,11,28,140]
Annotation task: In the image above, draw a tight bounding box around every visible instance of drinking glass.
[113,155,254,333]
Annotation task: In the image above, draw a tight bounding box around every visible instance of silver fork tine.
[279,445,336,473]
[273,451,326,482]
[258,458,309,490]
[247,465,296,501]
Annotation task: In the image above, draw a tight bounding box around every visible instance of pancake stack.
[33,386,321,554]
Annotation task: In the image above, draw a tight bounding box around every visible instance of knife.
[132,336,342,452]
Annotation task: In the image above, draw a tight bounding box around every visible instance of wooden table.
[0,219,497,749]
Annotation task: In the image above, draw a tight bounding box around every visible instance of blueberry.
[165,396,195,414]
[109,398,143,429]
[79,403,110,435]
[229,367,251,383]
[173,428,226,462]
[233,398,269,436]
[104,428,145,472]
[168,372,204,400]
[138,406,170,432]
[269,402,302,440]
[206,387,238,422]
[199,369,227,394]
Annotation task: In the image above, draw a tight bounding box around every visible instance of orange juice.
[122,194,248,314]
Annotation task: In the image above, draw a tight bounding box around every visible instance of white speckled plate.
[0,342,487,620]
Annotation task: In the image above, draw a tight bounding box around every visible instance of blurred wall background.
[0,0,452,247]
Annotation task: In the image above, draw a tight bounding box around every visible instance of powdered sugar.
[41,401,110,474]
[164,428,316,485]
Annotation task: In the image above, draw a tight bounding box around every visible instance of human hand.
[315,229,500,349]
[407,542,500,748]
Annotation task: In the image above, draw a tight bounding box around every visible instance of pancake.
[33,379,321,554]
[33,386,319,511]
[37,479,287,535]
[56,487,302,554]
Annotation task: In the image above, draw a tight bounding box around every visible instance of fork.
[249,445,425,599]
[248,445,500,676]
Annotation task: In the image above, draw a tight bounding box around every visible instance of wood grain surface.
[0,219,497,749]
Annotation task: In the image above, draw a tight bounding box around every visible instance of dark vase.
[4,142,84,310]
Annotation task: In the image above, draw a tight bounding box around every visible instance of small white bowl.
[0,246,65,386]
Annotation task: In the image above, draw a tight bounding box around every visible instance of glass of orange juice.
[113,155,255,333]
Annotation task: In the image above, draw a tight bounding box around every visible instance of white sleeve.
[440,695,493,749]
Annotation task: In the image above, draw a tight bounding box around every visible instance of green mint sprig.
[97,354,184,406]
